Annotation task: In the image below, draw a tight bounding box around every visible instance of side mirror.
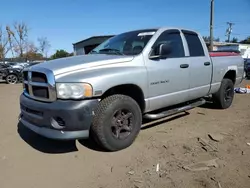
[157,43,172,56]
[149,43,172,59]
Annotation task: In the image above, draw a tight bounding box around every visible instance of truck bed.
[208,50,244,95]
[209,51,241,57]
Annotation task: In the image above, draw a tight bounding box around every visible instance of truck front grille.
[31,72,48,83]
[32,86,49,98]
[22,68,56,102]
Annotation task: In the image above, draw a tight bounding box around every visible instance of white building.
[73,35,114,56]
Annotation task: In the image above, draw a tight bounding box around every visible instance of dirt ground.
[0,80,250,188]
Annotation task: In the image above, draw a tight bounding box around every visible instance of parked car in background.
[244,59,250,78]
[0,63,23,84]
[27,61,42,67]
[7,62,25,69]
[0,61,43,84]
[5,61,42,69]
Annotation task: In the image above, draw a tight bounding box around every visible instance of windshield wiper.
[99,48,124,55]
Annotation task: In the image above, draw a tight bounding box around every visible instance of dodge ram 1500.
[19,27,244,151]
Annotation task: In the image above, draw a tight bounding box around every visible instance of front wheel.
[6,74,18,84]
[91,94,142,151]
[212,78,235,109]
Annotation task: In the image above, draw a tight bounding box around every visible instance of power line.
[198,25,225,32]
[232,33,250,36]
[225,20,250,24]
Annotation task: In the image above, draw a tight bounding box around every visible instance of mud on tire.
[91,94,142,151]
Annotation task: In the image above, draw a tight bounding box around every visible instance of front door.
[143,29,190,111]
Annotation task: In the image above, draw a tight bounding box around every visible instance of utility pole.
[226,22,234,42]
[209,0,214,51]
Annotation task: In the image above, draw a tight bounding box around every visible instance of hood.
[31,54,134,75]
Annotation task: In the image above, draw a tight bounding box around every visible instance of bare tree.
[0,25,12,62]
[6,21,28,60]
[37,37,51,58]
[24,41,38,61]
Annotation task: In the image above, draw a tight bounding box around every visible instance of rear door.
[181,30,213,99]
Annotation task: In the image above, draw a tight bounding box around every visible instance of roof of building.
[206,41,250,46]
[73,35,115,45]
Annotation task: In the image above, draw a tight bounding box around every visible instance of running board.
[143,98,206,120]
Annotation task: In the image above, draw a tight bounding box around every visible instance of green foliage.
[50,49,73,59]
[231,37,238,43]
[240,36,250,44]
[203,36,220,42]
[23,52,43,61]
[225,37,239,43]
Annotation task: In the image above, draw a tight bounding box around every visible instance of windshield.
[90,29,157,56]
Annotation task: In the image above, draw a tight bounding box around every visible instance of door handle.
[204,62,211,66]
[180,64,189,68]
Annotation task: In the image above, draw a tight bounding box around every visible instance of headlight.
[56,83,93,99]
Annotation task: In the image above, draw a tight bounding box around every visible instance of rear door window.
[182,31,205,57]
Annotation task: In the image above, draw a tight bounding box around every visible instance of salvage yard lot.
[0,80,250,188]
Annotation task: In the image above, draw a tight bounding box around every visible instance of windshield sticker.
[138,32,156,36]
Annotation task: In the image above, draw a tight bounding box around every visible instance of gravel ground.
[0,80,250,188]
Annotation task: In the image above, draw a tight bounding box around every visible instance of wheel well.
[7,73,18,78]
[102,84,145,112]
[7,73,18,76]
[223,70,236,84]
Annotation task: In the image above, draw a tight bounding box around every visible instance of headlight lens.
[56,83,93,99]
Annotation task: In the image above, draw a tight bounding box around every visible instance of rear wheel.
[91,94,142,151]
[6,74,18,84]
[213,78,234,109]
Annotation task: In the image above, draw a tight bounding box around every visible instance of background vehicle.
[19,27,244,151]
[26,61,42,67]
[0,63,23,84]
[244,59,250,78]
[7,62,26,69]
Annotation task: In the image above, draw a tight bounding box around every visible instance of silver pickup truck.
[19,27,244,151]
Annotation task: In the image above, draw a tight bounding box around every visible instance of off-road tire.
[213,78,234,109]
[91,94,142,151]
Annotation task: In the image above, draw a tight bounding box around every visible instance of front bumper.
[19,94,99,140]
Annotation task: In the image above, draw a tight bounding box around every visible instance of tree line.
[203,36,250,44]
[0,21,73,63]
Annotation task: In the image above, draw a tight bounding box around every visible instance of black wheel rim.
[224,86,234,102]
[111,109,134,140]
[7,75,17,84]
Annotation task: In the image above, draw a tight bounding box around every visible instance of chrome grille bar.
[27,71,33,96]
[24,81,48,87]
[23,67,56,102]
